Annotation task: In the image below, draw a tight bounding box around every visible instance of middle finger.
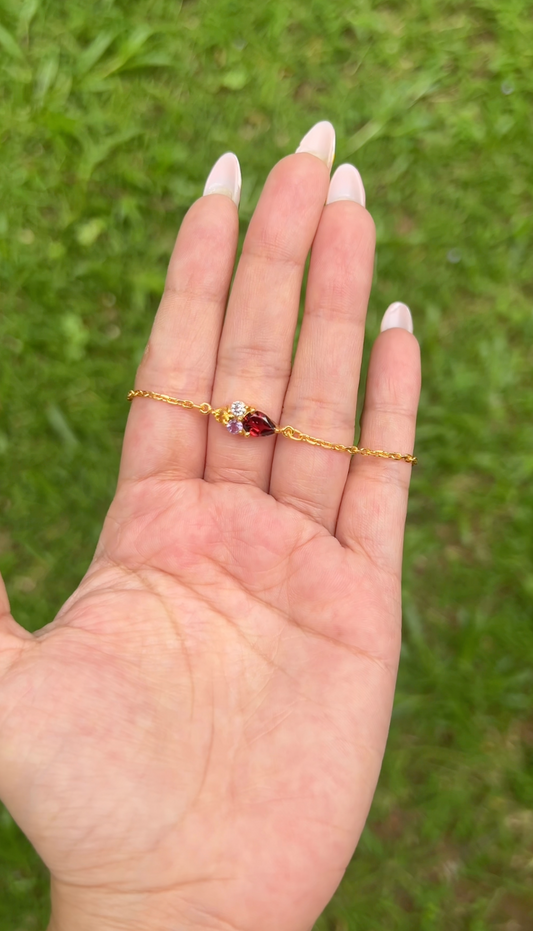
[270,163,375,532]
[204,122,335,489]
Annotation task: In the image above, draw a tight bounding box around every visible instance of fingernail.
[296,120,336,170]
[380,301,414,333]
[326,163,366,207]
[203,152,242,206]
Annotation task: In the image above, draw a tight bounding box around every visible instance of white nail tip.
[296,120,336,170]
[326,163,366,207]
[380,302,414,334]
[203,152,242,207]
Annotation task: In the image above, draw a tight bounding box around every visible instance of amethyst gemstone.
[227,419,244,435]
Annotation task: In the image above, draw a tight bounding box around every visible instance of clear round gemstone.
[230,400,247,418]
[226,419,244,435]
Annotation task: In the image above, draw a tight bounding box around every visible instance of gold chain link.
[126,390,228,423]
[127,390,417,464]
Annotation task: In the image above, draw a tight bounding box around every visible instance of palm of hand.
[0,137,419,931]
[2,477,396,928]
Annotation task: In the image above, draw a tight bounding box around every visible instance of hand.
[0,122,420,931]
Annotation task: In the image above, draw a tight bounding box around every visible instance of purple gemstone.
[227,419,244,435]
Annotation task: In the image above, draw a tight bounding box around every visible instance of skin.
[0,139,420,931]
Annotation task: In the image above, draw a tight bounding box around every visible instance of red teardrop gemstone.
[242,410,277,437]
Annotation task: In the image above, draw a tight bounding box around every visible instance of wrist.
[48,880,200,931]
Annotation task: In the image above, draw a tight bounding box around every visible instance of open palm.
[0,125,420,931]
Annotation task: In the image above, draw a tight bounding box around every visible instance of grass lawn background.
[1,0,532,927]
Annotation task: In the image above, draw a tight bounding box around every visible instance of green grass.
[1,0,533,927]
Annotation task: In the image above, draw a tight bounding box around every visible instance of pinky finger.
[336,302,421,572]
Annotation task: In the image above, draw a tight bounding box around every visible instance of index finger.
[119,154,241,485]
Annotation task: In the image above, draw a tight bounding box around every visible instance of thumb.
[0,573,33,677]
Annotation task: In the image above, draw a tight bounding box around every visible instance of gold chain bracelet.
[127,390,418,465]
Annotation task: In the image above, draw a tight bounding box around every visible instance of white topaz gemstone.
[230,400,247,418]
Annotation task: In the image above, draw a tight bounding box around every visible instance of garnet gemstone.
[242,410,277,437]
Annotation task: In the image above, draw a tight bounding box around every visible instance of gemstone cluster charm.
[226,401,277,438]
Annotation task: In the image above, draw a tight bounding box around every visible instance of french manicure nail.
[326,163,366,207]
[203,152,242,207]
[296,120,336,170]
[380,301,414,333]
